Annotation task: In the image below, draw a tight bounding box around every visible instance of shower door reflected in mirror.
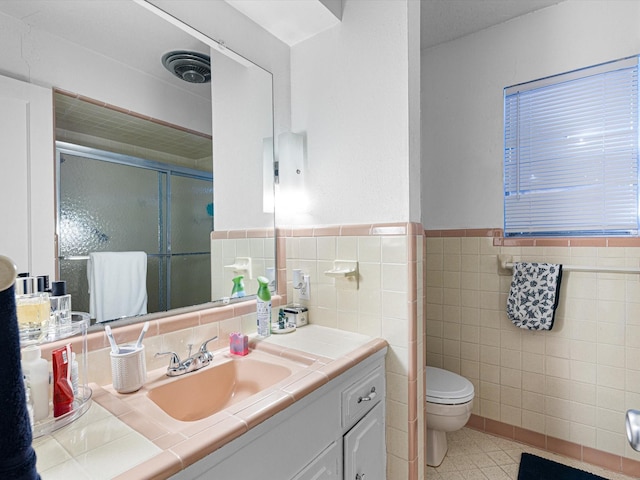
[57,143,213,320]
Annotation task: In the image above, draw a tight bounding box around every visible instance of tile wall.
[425,229,640,472]
[210,229,276,300]
[280,223,424,480]
[80,302,261,388]
[75,222,424,479]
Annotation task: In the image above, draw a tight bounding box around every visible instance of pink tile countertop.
[34,325,387,480]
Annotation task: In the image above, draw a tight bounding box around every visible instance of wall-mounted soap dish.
[324,260,359,288]
[224,257,253,279]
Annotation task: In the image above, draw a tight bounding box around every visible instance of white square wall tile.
[570,423,596,448]
[248,237,265,257]
[596,386,625,412]
[358,262,381,290]
[382,263,408,293]
[316,236,337,260]
[337,288,358,313]
[595,429,626,456]
[221,238,238,259]
[359,288,382,315]
[426,237,443,254]
[299,237,317,260]
[358,313,382,338]
[382,236,407,264]
[336,236,358,260]
[382,290,408,320]
[461,237,480,255]
[443,238,461,254]
[234,238,250,257]
[598,364,625,390]
[597,343,625,367]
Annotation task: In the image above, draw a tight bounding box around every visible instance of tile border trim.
[424,227,640,247]
[466,414,640,477]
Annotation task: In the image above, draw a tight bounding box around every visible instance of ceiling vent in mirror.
[161,51,211,84]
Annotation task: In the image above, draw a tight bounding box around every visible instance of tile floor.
[426,428,636,480]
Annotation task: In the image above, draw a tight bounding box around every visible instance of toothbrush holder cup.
[110,344,147,393]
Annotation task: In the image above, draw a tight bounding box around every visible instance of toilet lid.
[426,366,474,404]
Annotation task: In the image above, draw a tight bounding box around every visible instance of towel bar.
[498,254,640,274]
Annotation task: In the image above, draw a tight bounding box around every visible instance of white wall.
[0,2,291,250]
[288,0,418,227]
[154,0,292,146]
[0,10,211,134]
[211,51,275,230]
[421,0,640,230]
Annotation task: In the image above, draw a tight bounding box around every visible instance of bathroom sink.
[147,357,293,421]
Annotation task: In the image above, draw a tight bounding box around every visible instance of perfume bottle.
[15,276,50,344]
[49,281,72,338]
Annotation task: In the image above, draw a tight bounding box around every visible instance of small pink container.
[229,332,248,356]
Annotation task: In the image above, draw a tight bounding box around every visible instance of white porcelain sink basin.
[147,355,295,421]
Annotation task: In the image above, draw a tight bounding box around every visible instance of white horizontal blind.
[504,57,639,236]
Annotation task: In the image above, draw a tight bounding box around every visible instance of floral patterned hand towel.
[507,262,563,330]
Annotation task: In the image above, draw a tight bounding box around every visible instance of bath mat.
[518,453,607,480]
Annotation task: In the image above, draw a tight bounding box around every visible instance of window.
[503,56,639,237]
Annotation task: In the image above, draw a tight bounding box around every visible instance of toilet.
[425,366,475,467]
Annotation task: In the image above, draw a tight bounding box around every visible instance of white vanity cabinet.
[171,349,386,480]
[291,441,341,480]
[344,402,385,480]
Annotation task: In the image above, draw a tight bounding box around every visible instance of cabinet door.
[0,74,54,276]
[291,441,341,480]
[343,402,385,480]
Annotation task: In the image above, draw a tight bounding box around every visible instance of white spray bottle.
[256,276,271,337]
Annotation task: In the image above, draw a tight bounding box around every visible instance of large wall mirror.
[0,1,275,325]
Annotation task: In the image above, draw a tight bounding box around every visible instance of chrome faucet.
[155,336,218,377]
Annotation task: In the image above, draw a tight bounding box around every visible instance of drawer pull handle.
[358,387,376,403]
[356,474,366,480]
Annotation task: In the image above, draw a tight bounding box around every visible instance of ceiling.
[420,0,566,50]
[0,0,570,75]
[223,0,567,50]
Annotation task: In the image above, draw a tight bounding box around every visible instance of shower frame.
[55,141,213,316]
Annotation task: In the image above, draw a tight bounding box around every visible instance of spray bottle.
[256,276,271,337]
[231,275,246,298]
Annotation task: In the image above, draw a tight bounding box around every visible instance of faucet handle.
[155,351,181,368]
[199,336,218,354]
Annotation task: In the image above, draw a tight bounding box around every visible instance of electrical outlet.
[299,274,310,300]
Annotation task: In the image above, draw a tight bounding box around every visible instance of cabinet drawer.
[341,365,385,429]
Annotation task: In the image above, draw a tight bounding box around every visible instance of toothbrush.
[105,325,119,354]
[135,321,149,348]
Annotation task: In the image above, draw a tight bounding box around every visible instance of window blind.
[503,56,639,237]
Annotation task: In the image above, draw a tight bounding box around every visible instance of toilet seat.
[426,366,474,405]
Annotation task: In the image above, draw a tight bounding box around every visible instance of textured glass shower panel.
[170,254,211,309]
[170,174,213,253]
[146,256,161,313]
[59,153,162,256]
[169,174,212,309]
[59,259,90,314]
